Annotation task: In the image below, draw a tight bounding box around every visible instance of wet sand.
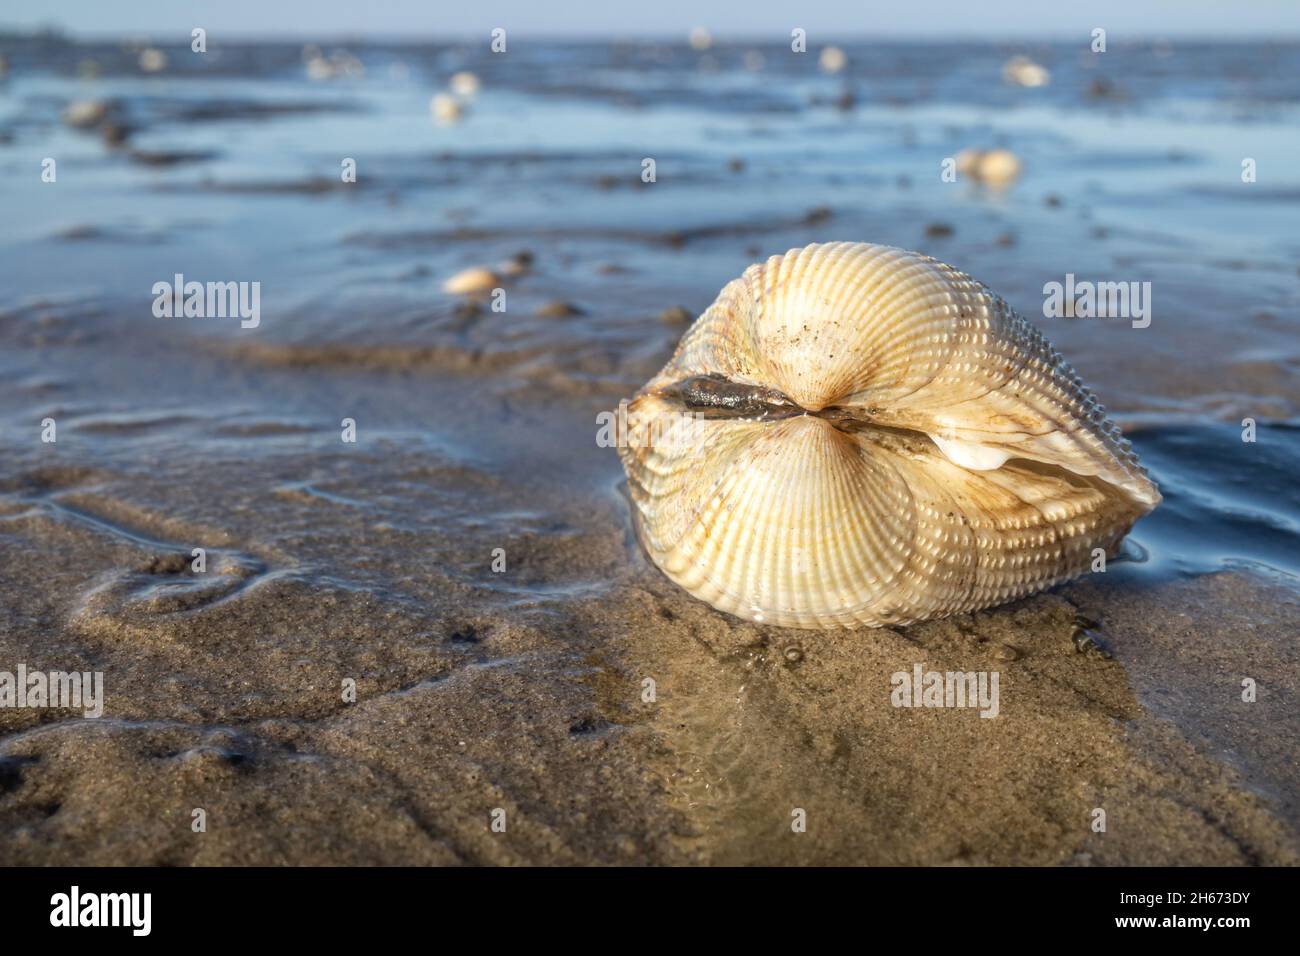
[1,330,1297,864]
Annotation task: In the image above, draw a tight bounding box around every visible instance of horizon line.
[3,26,1296,43]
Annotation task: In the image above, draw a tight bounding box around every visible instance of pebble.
[535,300,586,318]
[659,305,694,324]
[500,250,534,276]
[101,123,133,146]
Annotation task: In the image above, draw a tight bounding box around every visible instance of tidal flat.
[0,36,1298,864]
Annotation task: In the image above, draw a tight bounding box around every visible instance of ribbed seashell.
[618,242,1160,629]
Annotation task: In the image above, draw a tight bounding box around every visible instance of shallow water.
[0,35,1298,865]
[1123,423,1300,579]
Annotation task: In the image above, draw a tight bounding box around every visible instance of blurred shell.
[819,46,848,74]
[975,148,1022,187]
[63,99,109,128]
[449,71,480,96]
[688,27,713,51]
[955,148,984,177]
[1003,55,1051,87]
[442,267,500,295]
[138,48,168,73]
[619,242,1159,630]
[430,93,463,124]
[957,147,1022,187]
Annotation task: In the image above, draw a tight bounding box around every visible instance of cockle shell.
[618,242,1159,629]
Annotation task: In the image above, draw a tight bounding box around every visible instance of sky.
[3,0,1296,39]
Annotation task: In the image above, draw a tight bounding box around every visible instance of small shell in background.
[1003,55,1051,87]
[63,99,110,128]
[956,147,1022,188]
[449,71,481,97]
[974,148,1022,188]
[955,147,984,178]
[819,46,848,74]
[138,48,168,73]
[430,93,464,124]
[442,267,500,295]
